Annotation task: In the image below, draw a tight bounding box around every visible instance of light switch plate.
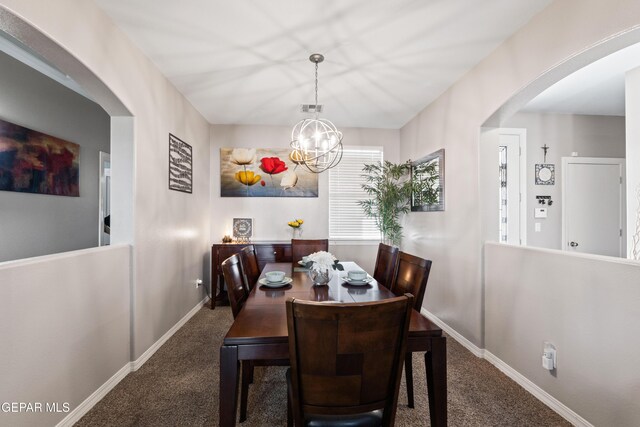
[534,208,548,218]
[535,222,541,232]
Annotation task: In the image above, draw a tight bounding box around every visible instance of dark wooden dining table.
[219,262,447,426]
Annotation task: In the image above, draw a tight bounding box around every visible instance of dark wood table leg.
[220,345,239,427]
[425,336,447,427]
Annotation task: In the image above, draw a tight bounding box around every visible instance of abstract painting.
[169,133,192,193]
[0,118,80,196]
[220,148,318,197]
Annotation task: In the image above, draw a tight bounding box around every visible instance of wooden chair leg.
[249,362,254,384]
[240,361,252,422]
[405,353,415,408]
[286,368,295,427]
[287,390,293,427]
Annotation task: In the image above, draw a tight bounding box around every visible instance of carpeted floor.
[76,306,571,426]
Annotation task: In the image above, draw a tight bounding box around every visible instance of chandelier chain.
[314,61,319,117]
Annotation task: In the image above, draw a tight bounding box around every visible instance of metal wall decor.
[232,217,253,242]
[411,149,445,212]
[169,133,192,193]
[535,143,555,185]
[535,164,555,185]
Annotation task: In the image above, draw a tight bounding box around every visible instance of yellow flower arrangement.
[287,219,304,228]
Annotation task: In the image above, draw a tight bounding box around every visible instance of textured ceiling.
[93,0,551,128]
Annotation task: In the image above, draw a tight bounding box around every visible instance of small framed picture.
[535,164,555,185]
[233,218,253,242]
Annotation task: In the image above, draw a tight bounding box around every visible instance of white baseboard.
[132,296,209,371]
[420,308,591,427]
[56,296,209,426]
[56,363,131,427]
[420,308,485,357]
[483,350,593,427]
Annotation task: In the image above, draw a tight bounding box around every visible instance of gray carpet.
[76,306,571,426]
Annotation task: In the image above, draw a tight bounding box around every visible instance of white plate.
[343,276,373,286]
[259,277,293,288]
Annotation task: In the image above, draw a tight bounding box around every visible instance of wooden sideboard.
[211,242,292,309]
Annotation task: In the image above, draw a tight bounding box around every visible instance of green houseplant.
[359,160,439,246]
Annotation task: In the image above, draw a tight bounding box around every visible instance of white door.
[499,133,525,245]
[480,128,526,244]
[562,157,624,257]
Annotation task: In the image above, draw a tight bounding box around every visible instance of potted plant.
[359,160,439,246]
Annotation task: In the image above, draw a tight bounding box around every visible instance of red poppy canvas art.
[0,118,80,197]
[220,148,318,197]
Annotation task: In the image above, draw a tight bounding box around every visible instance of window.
[329,146,384,240]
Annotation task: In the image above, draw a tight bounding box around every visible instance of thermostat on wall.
[534,208,548,218]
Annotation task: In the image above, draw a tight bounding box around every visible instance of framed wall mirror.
[411,148,445,212]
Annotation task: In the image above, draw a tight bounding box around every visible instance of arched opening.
[0,7,134,262]
[480,26,640,260]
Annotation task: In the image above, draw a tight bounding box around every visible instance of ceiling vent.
[301,104,323,114]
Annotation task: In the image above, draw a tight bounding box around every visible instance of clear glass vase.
[308,266,332,286]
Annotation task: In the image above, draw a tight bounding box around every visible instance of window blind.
[329,147,384,240]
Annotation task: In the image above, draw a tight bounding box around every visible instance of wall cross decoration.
[541,144,550,162]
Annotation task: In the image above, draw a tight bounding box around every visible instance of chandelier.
[290,53,343,173]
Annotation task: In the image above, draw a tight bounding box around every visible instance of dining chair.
[291,238,329,265]
[221,253,248,318]
[373,243,399,289]
[222,252,289,422]
[286,294,414,427]
[389,251,433,409]
[221,253,257,422]
[239,245,260,292]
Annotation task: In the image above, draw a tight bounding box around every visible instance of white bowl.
[348,270,367,281]
[266,271,286,283]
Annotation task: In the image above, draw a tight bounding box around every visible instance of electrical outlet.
[542,342,556,370]
[195,279,203,288]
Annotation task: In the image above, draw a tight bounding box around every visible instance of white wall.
[0,246,130,427]
[485,243,640,427]
[210,124,400,272]
[0,0,211,423]
[504,113,625,250]
[0,51,110,262]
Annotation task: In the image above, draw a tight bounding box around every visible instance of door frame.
[561,156,625,256]
[498,128,527,245]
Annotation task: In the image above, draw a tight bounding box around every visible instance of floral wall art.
[220,148,318,197]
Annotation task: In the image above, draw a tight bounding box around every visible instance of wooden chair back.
[291,239,329,265]
[373,243,399,289]
[239,245,260,291]
[221,254,248,318]
[286,295,413,426]
[390,252,432,310]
